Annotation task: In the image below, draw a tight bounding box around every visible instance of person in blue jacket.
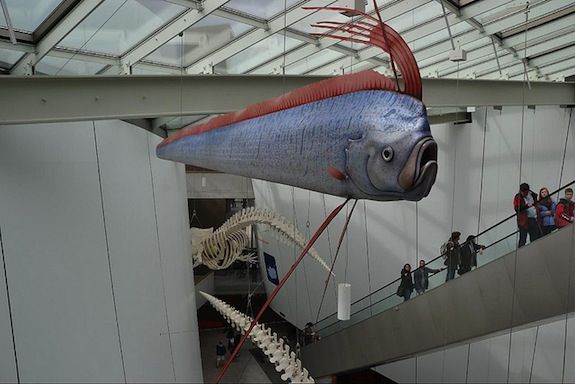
[537,187,557,236]
[414,259,442,295]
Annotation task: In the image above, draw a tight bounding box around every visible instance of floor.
[199,328,271,383]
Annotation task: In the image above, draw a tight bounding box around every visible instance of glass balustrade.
[314,180,575,338]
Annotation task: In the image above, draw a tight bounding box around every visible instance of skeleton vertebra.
[191,207,332,274]
[200,291,315,383]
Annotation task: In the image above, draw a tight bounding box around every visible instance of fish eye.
[382,147,394,162]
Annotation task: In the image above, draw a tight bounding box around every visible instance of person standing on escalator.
[514,183,541,247]
[414,259,442,295]
[556,188,574,229]
[398,264,414,301]
[459,235,485,275]
[443,231,461,282]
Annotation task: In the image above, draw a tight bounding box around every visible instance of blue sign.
[264,252,279,285]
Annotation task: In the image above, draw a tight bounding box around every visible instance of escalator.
[301,183,575,378]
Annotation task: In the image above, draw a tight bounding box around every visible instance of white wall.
[253,105,575,329]
[0,120,202,383]
[374,313,575,383]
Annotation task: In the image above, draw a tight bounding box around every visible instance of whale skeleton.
[200,291,315,383]
[191,207,333,275]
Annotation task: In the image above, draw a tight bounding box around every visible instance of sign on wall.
[264,252,279,285]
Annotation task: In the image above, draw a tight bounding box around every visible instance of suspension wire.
[291,186,299,346]
[465,108,488,383]
[302,190,314,320]
[477,108,488,234]
[559,108,573,189]
[529,325,539,383]
[55,0,129,75]
[560,219,574,383]
[315,200,359,324]
[443,60,460,383]
[216,199,350,383]
[372,0,400,90]
[507,5,530,381]
[363,201,373,315]
[321,195,338,298]
[344,204,350,282]
[415,201,419,264]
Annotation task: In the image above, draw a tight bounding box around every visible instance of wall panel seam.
[146,133,177,382]
[0,225,20,383]
[93,122,127,383]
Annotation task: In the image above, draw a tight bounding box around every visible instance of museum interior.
[1,0,575,383]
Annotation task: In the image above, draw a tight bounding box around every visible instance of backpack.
[440,241,450,260]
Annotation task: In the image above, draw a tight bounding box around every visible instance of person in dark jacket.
[398,263,414,301]
[444,231,461,282]
[555,188,574,229]
[216,340,226,367]
[459,235,485,275]
[537,187,557,236]
[413,259,442,295]
[513,182,541,247]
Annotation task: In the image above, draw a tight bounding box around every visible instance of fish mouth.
[398,137,438,200]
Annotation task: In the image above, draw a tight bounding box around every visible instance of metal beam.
[0,39,187,74]
[1,75,574,125]
[186,0,335,74]
[10,0,105,75]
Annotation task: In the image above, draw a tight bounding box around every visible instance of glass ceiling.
[0,0,573,82]
[144,15,254,67]
[0,0,62,33]
[225,0,303,20]
[58,0,187,56]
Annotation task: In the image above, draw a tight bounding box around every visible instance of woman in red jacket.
[555,188,574,229]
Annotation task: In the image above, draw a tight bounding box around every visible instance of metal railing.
[314,180,575,337]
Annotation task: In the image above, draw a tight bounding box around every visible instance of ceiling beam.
[1,75,574,125]
[10,0,105,75]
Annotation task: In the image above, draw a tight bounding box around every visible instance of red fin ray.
[304,5,422,101]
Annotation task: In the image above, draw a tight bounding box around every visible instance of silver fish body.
[157,90,437,201]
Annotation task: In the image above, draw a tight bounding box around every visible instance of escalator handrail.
[315,179,575,329]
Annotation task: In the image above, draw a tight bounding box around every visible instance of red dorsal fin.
[159,70,396,147]
[304,4,422,101]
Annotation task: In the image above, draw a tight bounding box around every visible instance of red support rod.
[215,198,350,383]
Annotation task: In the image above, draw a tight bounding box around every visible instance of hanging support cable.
[315,200,359,324]
[440,0,456,51]
[491,36,502,77]
[371,0,400,91]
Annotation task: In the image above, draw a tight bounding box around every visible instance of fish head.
[345,97,437,201]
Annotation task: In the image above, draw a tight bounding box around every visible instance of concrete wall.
[252,105,575,329]
[0,120,202,383]
[374,313,575,383]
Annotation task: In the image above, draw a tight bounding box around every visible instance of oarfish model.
[157,8,437,202]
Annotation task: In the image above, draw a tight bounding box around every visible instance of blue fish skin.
[157,90,433,201]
